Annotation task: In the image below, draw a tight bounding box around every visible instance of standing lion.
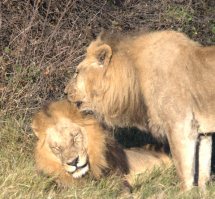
[65,30,215,191]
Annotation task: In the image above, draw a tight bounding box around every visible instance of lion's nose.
[75,101,82,108]
[67,157,79,166]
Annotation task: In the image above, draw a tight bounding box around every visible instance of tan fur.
[65,30,215,190]
[32,100,171,187]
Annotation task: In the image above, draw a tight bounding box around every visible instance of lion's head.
[32,100,108,179]
[65,32,147,128]
[42,118,89,178]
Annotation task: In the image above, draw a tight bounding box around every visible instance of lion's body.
[65,30,215,190]
[32,100,171,187]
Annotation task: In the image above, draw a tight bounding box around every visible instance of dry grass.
[0,0,215,198]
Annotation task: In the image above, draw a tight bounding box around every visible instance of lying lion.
[32,100,171,187]
[65,30,215,190]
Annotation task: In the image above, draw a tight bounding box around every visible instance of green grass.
[1,117,215,199]
[165,5,193,23]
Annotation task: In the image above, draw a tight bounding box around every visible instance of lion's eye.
[74,134,81,142]
[51,146,63,154]
[70,132,82,146]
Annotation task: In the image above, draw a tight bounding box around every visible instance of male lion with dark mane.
[32,100,171,187]
[65,30,215,191]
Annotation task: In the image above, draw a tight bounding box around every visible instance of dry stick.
[38,0,74,68]
[9,1,40,46]
[41,1,107,68]
[40,0,52,40]
[43,47,70,67]
[86,1,107,26]
[0,2,2,31]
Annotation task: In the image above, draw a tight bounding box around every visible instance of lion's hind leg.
[167,115,199,191]
[198,135,212,190]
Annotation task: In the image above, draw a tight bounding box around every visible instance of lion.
[32,100,171,188]
[64,30,215,190]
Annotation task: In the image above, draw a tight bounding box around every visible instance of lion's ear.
[31,112,46,138]
[31,125,40,138]
[95,44,112,67]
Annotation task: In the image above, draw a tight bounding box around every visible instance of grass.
[1,117,215,199]
[165,5,193,23]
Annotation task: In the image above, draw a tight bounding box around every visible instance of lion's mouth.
[66,161,89,179]
[72,161,88,171]
[72,163,89,178]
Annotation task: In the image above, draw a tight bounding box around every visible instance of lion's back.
[133,31,215,130]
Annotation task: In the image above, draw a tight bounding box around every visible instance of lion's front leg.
[167,124,197,191]
[198,135,212,189]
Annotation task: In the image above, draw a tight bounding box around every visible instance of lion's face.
[64,67,93,112]
[47,118,89,178]
[65,39,112,113]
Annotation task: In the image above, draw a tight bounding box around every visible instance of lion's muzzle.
[65,156,89,178]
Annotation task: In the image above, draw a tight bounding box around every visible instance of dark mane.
[99,30,148,53]
[100,31,123,52]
